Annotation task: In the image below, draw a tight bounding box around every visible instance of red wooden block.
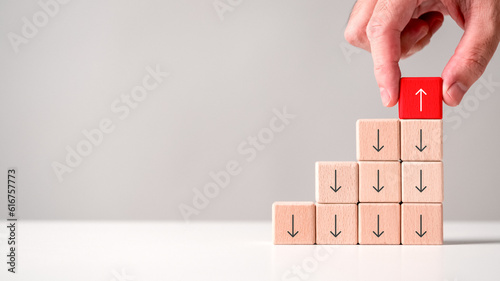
[399,77,443,119]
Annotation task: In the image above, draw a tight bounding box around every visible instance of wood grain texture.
[401,203,443,245]
[358,203,401,245]
[401,120,443,161]
[316,204,357,245]
[358,161,401,203]
[273,202,315,245]
[399,77,443,119]
[315,162,358,203]
[357,119,400,161]
[402,162,443,203]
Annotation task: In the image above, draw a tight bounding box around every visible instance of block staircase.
[272,77,444,245]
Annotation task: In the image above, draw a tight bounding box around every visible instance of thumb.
[442,5,500,106]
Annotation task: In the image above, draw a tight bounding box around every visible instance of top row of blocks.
[357,119,442,161]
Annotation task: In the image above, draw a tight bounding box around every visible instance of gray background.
[0,0,499,221]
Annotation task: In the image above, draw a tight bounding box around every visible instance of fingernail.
[446,82,467,106]
[380,88,390,107]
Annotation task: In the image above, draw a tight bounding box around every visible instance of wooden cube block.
[399,77,443,119]
[402,162,443,203]
[316,204,357,245]
[401,203,443,245]
[401,120,443,161]
[272,202,315,245]
[315,162,358,203]
[357,119,400,161]
[358,203,400,245]
[359,161,401,203]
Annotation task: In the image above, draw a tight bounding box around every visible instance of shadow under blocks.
[273,77,443,245]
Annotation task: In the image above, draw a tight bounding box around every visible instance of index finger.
[366,0,417,107]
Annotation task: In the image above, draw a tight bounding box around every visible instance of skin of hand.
[344,0,500,107]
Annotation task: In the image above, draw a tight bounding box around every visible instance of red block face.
[399,77,443,119]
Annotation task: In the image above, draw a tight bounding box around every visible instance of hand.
[344,0,500,107]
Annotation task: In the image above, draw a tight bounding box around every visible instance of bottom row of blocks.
[273,202,442,245]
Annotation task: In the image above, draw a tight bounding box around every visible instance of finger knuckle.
[344,26,363,46]
[366,19,386,40]
[373,61,397,74]
[462,49,489,78]
[366,17,398,41]
[366,1,395,40]
[374,64,385,74]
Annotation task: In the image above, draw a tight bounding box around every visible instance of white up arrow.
[415,89,427,112]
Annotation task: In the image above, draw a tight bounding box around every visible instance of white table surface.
[1,221,499,281]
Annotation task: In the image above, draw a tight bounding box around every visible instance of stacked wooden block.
[273,77,444,245]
